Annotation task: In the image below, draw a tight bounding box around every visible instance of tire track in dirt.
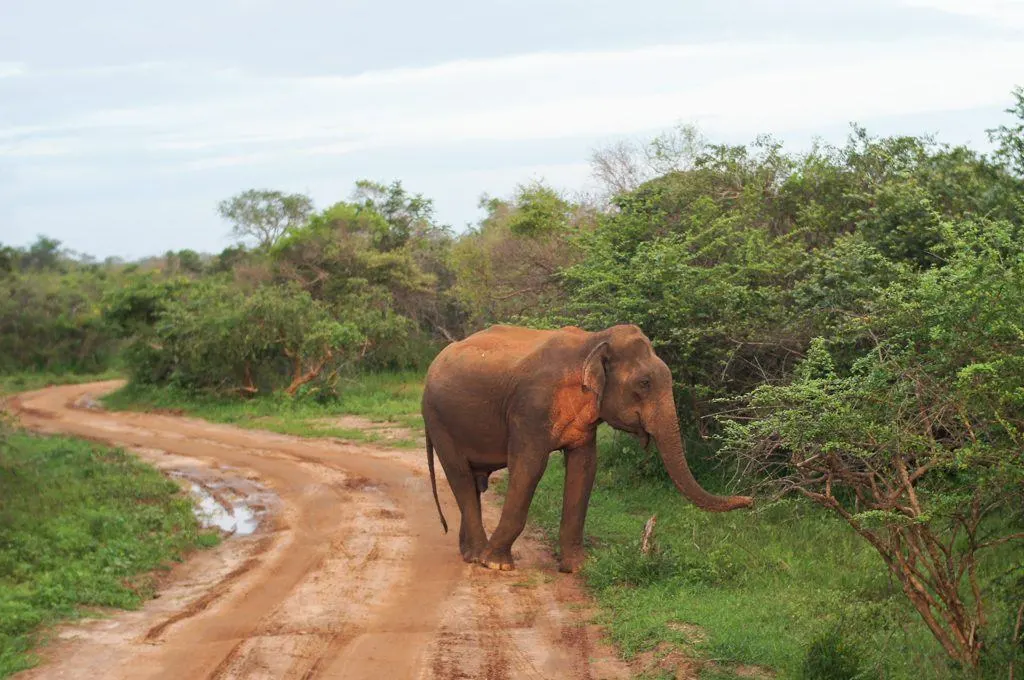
[143,536,273,642]
[7,381,633,680]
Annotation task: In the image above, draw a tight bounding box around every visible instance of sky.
[2,0,1023,259]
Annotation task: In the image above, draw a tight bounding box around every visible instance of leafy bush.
[0,264,121,374]
[449,183,593,327]
[122,278,363,395]
[723,220,1024,669]
[799,626,878,680]
[546,124,1024,422]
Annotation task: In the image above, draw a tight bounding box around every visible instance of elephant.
[422,323,753,573]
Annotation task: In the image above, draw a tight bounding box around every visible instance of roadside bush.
[799,626,878,680]
[0,269,121,374]
[724,220,1024,670]
[123,279,363,395]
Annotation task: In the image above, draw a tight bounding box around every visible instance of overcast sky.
[2,0,1023,258]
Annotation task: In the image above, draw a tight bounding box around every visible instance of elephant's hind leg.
[431,428,488,563]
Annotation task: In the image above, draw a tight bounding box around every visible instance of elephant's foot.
[460,543,485,564]
[479,547,515,571]
[459,528,487,564]
[558,548,586,574]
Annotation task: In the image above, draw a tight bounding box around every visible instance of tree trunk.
[284,350,332,396]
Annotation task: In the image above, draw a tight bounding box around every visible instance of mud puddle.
[173,470,271,536]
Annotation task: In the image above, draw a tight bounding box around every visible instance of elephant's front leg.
[558,441,597,573]
[480,439,550,571]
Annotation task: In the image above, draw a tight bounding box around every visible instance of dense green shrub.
[550,126,1024,422]
[121,279,363,394]
[799,626,877,680]
[0,259,121,374]
[723,219,1024,669]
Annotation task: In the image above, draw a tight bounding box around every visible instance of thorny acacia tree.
[724,222,1024,670]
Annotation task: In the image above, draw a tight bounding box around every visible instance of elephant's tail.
[426,430,448,534]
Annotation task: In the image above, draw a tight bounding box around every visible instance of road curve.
[7,381,632,680]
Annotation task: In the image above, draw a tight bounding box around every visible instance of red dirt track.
[7,381,633,680]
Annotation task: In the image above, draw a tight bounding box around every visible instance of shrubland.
[3,87,1023,678]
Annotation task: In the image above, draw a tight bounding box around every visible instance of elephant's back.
[425,336,521,389]
[423,326,551,407]
[431,326,556,373]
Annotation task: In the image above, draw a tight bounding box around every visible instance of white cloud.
[181,150,296,170]
[0,62,26,78]
[900,0,1024,27]
[7,38,1016,168]
[0,137,87,158]
[3,36,1023,189]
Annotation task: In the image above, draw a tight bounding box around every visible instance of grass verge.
[101,371,426,448]
[0,428,218,677]
[0,371,122,397]
[524,429,965,680]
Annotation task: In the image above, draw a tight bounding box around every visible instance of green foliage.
[722,219,1024,669]
[502,182,576,236]
[102,273,191,335]
[0,253,122,374]
[450,182,593,327]
[268,199,441,369]
[551,121,1024,429]
[0,246,16,276]
[98,183,456,396]
[987,85,1024,177]
[217,188,315,249]
[16,236,65,272]
[0,431,212,677]
[123,278,363,394]
[799,626,878,680]
[350,179,439,251]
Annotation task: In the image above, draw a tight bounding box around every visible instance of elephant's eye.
[638,377,651,390]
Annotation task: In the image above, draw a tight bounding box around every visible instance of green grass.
[523,429,961,680]
[0,370,122,397]
[0,429,217,677]
[101,371,427,448]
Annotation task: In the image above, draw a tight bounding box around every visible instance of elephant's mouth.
[626,411,651,448]
[623,417,651,449]
[605,413,650,448]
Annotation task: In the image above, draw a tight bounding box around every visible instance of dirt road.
[7,382,633,680]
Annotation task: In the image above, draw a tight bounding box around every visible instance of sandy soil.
[6,381,635,680]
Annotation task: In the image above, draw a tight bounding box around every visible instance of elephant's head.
[582,325,753,512]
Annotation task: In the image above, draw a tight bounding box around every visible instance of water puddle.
[188,482,260,535]
[169,467,273,536]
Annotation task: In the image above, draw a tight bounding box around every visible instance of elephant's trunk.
[649,399,753,512]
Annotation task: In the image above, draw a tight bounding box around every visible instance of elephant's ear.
[582,341,610,398]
